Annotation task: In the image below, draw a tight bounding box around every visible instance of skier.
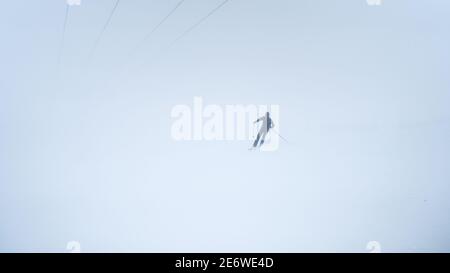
[251,112,274,149]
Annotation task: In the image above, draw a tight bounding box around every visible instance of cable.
[88,0,121,61]
[117,0,186,74]
[168,0,230,47]
[131,0,186,54]
[120,0,230,77]
[57,4,70,68]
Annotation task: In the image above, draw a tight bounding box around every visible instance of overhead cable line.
[134,0,186,53]
[57,4,70,68]
[88,0,121,61]
[168,0,230,47]
[124,0,187,65]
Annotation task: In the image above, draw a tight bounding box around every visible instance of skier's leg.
[253,132,261,147]
[259,132,267,147]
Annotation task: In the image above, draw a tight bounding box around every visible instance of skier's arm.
[254,117,263,123]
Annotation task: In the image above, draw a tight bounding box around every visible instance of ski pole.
[272,128,290,144]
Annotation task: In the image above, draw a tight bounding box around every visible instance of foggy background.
[1,0,449,252]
